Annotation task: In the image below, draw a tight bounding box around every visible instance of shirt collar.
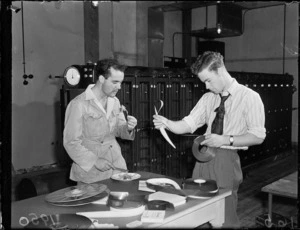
[84,84,115,118]
[226,78,238,96]
[85,84,96,100]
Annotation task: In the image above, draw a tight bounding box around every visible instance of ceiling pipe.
[21,1,27,79]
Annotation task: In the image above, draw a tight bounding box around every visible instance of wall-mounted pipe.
[21,0,34,85]
[111,1,115,58]
[241,9,249,34]
[21,0,26,77]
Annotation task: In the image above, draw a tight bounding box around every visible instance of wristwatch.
[229,135,234,146]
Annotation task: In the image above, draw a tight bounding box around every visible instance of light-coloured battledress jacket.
[63,85,135,183]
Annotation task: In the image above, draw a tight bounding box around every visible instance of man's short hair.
[95,58,127,79]
[191,51,224,75]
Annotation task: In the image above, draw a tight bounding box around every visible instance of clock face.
[64,67,80,86]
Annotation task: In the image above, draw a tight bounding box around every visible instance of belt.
[83,136,116,145]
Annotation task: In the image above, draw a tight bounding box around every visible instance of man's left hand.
[200,134,226,148]
[127,115,137,131]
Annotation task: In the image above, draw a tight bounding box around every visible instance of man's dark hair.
[190,51,224,75]
[95,58,127,79]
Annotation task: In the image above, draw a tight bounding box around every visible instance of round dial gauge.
[64,66,81,87]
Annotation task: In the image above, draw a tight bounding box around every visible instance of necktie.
[211,94,230,135]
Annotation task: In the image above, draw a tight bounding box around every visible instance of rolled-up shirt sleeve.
[183,94,209,133]
[63,100,98,172]
[182,116,196,133]
[245,92,266,139]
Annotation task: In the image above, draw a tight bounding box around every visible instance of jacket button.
[101,141,104,144]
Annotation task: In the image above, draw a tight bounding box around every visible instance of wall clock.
[63,64,96,88]
[63,65,81,87]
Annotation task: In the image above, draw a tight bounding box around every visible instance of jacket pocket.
[83,112,106,138]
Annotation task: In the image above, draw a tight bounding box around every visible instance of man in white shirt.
[153,51,266,228]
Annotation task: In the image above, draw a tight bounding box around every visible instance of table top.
[261,171,298,199]
[12,171,231,228]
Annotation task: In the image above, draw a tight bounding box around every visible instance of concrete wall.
[12,1,85,170]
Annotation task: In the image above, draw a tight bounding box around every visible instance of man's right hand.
[153,114,169,130]
[95,158,115,172]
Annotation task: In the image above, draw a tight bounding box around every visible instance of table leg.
[268,193,273,223]
[209,198,225,227]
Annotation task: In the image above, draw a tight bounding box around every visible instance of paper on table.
[141,210,165,223]
[138,180,155,192]
[126,220,143,228]
[154,100,176,149]
[92,221,119,229]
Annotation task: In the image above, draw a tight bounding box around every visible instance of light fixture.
[90,0,119,8]
[91,1,116,8]
[91,1,99,7]
[91,1,99,8]
[7,5,21,13]
[217,23,222,34]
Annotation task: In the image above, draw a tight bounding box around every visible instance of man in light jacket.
[63,58,137,183]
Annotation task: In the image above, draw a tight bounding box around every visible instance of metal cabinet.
[115,74,136,172]
[116,67,206,178]
[233,72,294,168]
